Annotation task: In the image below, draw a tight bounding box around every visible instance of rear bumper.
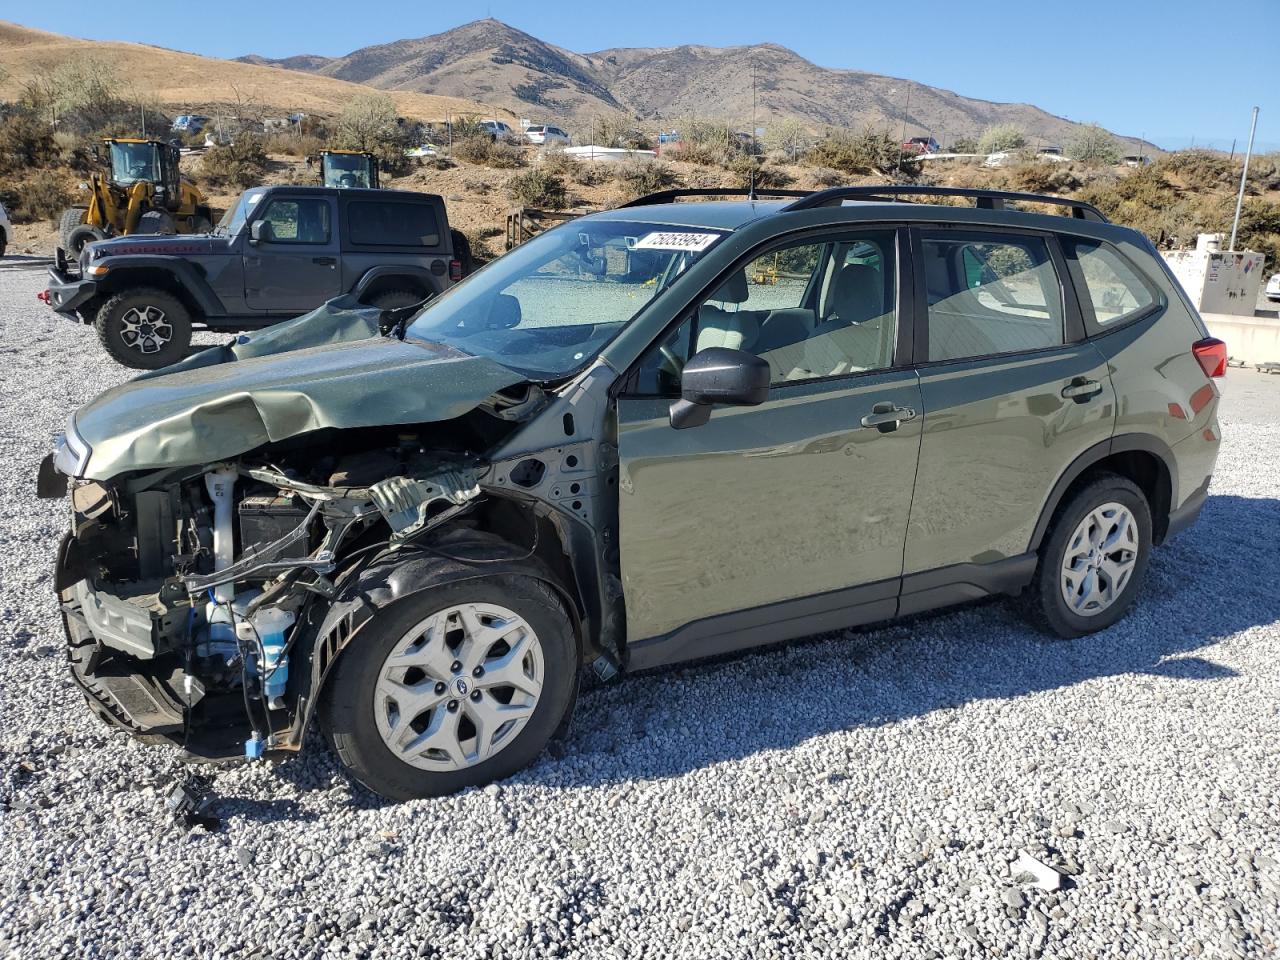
[45,263,98,317]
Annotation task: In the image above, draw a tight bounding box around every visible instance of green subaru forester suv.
[41,186,1224,800]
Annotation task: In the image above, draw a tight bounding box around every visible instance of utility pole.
[750,60,758,198]
[1229,106,1260,251]
[896,86,911,174]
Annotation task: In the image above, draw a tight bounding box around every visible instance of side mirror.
[249,219,275,244]
[669,347,770,430]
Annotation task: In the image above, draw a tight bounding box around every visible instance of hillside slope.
[241,19,1142,149]
[0,21,507,121]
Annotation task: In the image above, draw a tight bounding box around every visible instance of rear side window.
[1068,239,1157,326]
[921,233,1064,362]
[347,201,441,247]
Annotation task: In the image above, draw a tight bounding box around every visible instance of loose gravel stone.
[1,263,1278,959]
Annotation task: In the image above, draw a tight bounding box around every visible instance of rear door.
[243,194,341,312]
[615,228,922,661]
[901,227,1114,603]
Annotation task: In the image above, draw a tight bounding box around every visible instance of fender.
[287,531,581,745]
[1027,432,1178,552]
[94,255,226,317]
[351,264,444,300]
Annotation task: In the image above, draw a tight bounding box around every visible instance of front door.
[243,195,341,312]
[902,228,1115,588]
[615,229,923,664]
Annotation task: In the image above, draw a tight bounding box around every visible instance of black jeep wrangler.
[44,186,472,369]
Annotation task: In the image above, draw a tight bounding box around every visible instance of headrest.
[709,269,749,304]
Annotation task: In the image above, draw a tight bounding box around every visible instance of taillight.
[449,258,463,282]
[1192,337,1227,378]
[37,290,50,304]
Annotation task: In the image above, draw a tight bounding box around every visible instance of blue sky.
[10,0,1278,151]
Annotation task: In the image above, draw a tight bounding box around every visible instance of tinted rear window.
[347,201,441,247]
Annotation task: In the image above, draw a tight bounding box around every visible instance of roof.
[589,200,786,230]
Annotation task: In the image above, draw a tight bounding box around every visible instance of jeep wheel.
[95,288,192,370]
[365,289,425,311]
[66,223,106,259]
[1027,473,1152,638]
[323,576,577,800]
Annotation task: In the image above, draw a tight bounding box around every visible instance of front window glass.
[323,154,372,189]
[406,221,728,379]
[215,189,262,236]
[921,233,1064,361]
[109,142,159,184]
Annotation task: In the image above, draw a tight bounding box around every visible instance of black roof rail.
[618,187,812,208]
[780,185,1109,222]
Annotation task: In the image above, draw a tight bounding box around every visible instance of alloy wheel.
[1059,502,1140,616]
[118,305,173,355]
[372,602,545,771]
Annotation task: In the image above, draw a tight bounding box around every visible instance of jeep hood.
[91,233,229,258]
[71,296,526,480]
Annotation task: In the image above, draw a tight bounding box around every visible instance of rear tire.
[59,207,87,249]
[1026,473,1152,638]
[66,223,106,258]
[323,575,577,801]
[94,287,192,370]
[450,228,474,277]
[136,210,176,235]
[365,288,425,310]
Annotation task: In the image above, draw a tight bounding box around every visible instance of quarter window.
[1069,240,1156,326]
[921,233,1064,361]
[348,201,441,247]
[257,198,331,244]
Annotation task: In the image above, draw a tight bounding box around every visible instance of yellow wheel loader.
[319,150,380,189]
[59,138,214,257]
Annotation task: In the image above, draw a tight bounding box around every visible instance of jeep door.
[615,228,923,667]
[243,194,342,312]
[900,228,1115,610]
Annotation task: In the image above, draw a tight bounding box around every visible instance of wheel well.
[100,269,205,320]
[357,275,431,303]
[1048,448,1173,547]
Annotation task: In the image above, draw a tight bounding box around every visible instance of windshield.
[109,142,159,185]
[323,154,372,188]
[214,189,264,236]
[405,220,728,379]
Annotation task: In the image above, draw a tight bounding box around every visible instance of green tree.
[1068,123,1121,165]
[977,123,1027,155]
[951,135,979,153]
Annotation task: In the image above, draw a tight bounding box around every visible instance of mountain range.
[240,19,1142,149]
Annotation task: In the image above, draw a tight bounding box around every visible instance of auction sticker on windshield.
[634,231,722,252]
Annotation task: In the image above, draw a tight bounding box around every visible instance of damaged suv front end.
[41,217,723,798]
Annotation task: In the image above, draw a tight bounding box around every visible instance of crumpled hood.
[72,296,526,480]
[91,233,229,258]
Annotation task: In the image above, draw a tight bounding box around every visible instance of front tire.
[1027,473,1152,637]
[324,575,577,800]
[94,288,193,369]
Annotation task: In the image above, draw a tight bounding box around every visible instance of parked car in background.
[40,184,1223,801]
[902,136,940,155]
[171,115,210,135]
[478,120,516,141]
[524,124,571,146]
[42,186,473,369]
[0,199,10,258]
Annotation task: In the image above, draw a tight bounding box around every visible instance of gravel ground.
[1,258,1278,960]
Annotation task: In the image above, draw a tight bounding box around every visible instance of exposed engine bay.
[54,406,620,762]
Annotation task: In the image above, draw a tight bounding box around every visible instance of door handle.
[1061,378,1103,403]
[312,256,337,266]
[860,401,918,433]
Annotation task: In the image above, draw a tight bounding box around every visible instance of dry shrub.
[614,161,680,201]
[537,148,580,179]
[7,169,73,220]
[805,166,844,188]
[199,134,268,189]
[453,135,525,168]
[507,168,569,209]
